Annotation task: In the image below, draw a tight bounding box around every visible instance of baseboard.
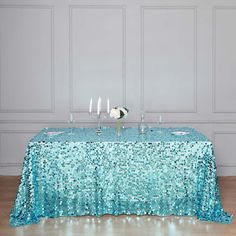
[0,166,22,176]
[217,166,236,176]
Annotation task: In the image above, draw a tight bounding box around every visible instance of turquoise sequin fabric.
[10,127,233,226]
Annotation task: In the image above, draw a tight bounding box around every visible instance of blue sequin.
[10,127,233,226]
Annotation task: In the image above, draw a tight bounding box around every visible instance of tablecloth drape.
[10,127,233,226]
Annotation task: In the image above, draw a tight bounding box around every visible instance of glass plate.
[171,131,190,136]
[45,131,64,136]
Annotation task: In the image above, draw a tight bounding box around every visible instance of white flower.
[110,108,121,119]
[110,107,129,120]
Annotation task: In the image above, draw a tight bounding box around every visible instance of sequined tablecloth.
[10,127,233,226]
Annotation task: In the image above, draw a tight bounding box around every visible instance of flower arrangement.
[110,107,128,119]
[110,107,129,136]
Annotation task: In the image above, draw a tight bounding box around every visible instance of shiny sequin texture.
[10,127,233,226]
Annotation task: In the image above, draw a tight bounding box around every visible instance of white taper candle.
[97,98,99,115]
[99,97,101,114]
[97,97,101,115]
[89,98,93,113]
[107,98,110,114]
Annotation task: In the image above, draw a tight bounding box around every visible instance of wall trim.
[0,130,39,133]
[0,163,22,167]
[0,130,38,166]
[212,130,236,142]
[3,119,236,124]
[217,165,236,167]
[0,5,55,113]
[212,6,236,113]
[212,131,236,170]
[69,5,126,113]
[140,6,197,113]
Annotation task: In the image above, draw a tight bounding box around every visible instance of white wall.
[0,0,236,176]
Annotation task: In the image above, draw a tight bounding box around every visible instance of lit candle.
[89,98,93,113]
[97,97,101,115]
[107,98,110,114]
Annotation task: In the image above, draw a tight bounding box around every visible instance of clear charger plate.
[45,131,64,136]
[171,131,190,136]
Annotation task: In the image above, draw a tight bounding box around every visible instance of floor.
[0,176,235,236]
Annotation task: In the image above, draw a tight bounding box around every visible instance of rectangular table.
[10,127,232,226]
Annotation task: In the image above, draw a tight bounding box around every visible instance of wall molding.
[0,163,22,167]
[212,6,236,113]
[69,5,126,113]
[140,6,197,113]
[0,5,55,113]
[212,130,236,143]
[212,131,236,170]
[217,165,236,167]
[0,130,38,167]
[3,119,236,124]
